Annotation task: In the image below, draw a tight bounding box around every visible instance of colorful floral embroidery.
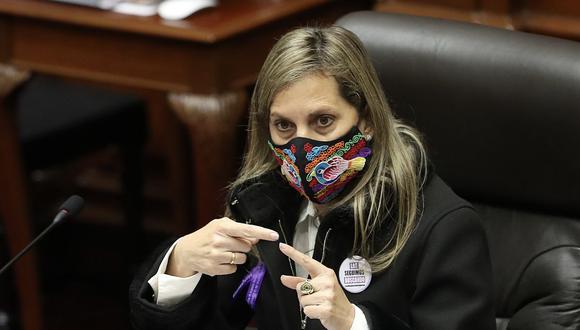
[269,141,303,192]
[306,156,366,184]
[269,128,372,204]
[281,158,301,190]
[305,141,345,173]
[306,144,329,161]
[283,148,296,162]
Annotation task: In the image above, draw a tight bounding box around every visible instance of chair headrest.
[337,11,580,217]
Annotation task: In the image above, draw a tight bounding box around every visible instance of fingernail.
[270,231,279,240]
[279,242,288,250]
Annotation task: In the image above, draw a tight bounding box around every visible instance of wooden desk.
[0,1,369,329]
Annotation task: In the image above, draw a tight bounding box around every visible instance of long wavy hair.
[230,26,427,273]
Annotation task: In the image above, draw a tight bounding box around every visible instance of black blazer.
[129,172,495,330]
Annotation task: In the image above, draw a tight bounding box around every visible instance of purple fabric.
[357,147,372,158]
[232,262,266,309]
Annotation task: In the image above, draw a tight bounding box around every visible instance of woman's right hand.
[166,217,279,277]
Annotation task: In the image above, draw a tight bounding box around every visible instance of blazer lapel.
[257,240,301,330]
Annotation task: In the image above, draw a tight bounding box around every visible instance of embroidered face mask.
[269,126,372,204]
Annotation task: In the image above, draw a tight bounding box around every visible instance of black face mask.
[269,126,372,204]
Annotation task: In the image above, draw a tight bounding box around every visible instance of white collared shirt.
[148,200,369,329]
[293,200,319,278]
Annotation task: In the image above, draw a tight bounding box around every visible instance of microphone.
[0,195,84,276]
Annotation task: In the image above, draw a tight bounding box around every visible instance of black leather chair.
[337,11,580,330]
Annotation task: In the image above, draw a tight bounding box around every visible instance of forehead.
[270,73,346,118]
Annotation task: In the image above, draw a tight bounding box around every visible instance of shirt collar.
[296,200,319,227]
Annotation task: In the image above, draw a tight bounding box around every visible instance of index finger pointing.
[279,242,324,277]
[221,221,279,241]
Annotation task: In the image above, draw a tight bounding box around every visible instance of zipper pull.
[230,198,251,224]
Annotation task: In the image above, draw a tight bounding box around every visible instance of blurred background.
[0,0,579,329]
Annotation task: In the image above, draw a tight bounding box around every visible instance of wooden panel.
[7,17,275,93]
[514,1,580,39]
[520,0,580,16]
[375,0,580,38]
[401,0,477,10]
[6,1,369,93]
[375,1,475,23]
[8,18,214,92]
[0,15,9,61]
[375,0,513,28]
[514,11,580,40]
[480,0,510,13]
[0,0,333,42]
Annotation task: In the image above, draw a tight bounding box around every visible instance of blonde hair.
[231,26,427,273]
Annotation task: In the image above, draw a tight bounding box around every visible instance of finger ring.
[299,280,315,295]
[229,252,236,265]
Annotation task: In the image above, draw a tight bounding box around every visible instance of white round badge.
[338,256,372,293]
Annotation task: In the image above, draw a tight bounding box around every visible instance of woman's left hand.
[279,242,355,330]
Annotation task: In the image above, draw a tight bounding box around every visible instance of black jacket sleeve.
[128,239,254,330]
[410,207,496,330]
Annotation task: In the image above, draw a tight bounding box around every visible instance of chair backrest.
[337,11,580,329]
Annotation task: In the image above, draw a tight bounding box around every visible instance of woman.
[129,26,495,330]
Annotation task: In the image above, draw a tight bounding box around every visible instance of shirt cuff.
[147,238,202,306]
[350,304,370,330]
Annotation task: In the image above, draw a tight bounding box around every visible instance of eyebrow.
[308,108,339,117]
[269,108,339,120]
[269,111,286,119]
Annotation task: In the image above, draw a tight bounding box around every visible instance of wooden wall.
[375,0,580,40]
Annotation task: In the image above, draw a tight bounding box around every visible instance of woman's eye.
[275,120,293,131]
[317,116,334,127]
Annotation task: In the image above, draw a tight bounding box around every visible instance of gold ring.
[229,252,236,265]
[299,280,315,295]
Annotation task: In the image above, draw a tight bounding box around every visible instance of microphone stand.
[0,195,83,277]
